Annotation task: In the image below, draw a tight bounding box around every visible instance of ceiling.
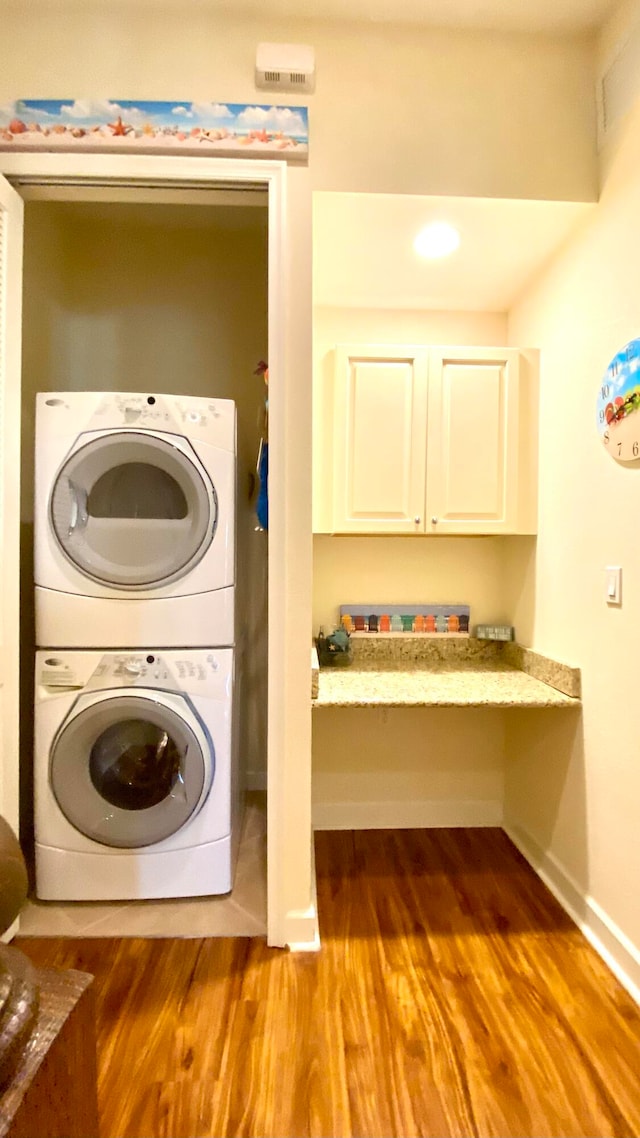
[26,192,596,313]
[2,0,619,34]
[212,0,617,32]
[313,193,595,312]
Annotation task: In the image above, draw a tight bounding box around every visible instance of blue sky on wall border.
[0,99,308,161]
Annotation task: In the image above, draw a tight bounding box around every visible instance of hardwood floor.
[15,828,640,1138]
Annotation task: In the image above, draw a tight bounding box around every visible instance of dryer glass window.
[50,695,210,848]
[88,464,188,520]
[50,432,217,588]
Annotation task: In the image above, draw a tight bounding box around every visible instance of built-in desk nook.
[311,636,581,832]
[312,637,581,709]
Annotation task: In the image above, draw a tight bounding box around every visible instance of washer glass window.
[50,694,211,848]
[50,432,216,588]
[89,718,183,811]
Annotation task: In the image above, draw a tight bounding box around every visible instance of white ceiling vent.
[255,43,315,94]
[599,20,640,147]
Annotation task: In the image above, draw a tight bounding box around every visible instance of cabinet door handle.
[414,516,421,524]
[431,516,438,525]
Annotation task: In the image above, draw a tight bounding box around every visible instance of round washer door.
[50,431,217,589]
[50,692,213,848]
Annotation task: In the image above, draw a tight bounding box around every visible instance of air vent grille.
[255,42,315,94]
[599,19,640,145]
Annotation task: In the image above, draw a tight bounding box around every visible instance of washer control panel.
[37,650,230,695]
[101,653,220,687]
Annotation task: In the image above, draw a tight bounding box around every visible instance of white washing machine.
[34,392,236,648]
[34,648,239,901]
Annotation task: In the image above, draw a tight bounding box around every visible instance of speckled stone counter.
[312,636,581,709]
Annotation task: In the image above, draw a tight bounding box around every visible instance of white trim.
[282,905,320,948]
[0,173,24,836]
[0,153,293,949]
[262,167,313,950]
[1,917,19,943]
[266,162,289,948]
[505,822,640,1007]
[0,151,283,187]
[313,798,503,830]
[284,832,319,950]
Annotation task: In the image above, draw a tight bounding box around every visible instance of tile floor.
[19,793,267,938]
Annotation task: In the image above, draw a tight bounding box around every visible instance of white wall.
[313,535,519,633]
[313,706,505,830]
[0,5,597,201]
[505,0,640,997]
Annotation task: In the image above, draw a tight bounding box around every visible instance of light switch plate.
[605,565,622,605]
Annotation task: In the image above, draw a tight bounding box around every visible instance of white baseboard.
[282,906,320,951]
[282,842,316,955]
[287,832,320,950]
[1,917,19,943]
[313,798,502,831]
[268,832,320,952]
[504,821,640,1007]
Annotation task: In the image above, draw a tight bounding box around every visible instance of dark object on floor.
[0,817,98,1137]
[0,820,28,937]
[0,818,39,1091]
[0,968,97,1138]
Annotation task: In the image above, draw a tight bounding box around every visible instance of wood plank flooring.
[15,828,640,1138]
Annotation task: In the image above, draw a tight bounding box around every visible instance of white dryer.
[34,648,239,901]
[34,392,236,648]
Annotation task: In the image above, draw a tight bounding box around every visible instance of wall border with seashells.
[0,99,309,163]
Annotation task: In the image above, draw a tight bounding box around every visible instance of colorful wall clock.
[597,337,640,462]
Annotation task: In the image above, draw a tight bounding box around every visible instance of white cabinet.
[332,344,429,534]
[425,346,522,534]
[327,343,536,535]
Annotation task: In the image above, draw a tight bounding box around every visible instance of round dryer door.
[50,431,217,588]
[50,693,213,848]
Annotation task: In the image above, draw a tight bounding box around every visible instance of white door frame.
[0,151,312,947]
[0,173,24,842]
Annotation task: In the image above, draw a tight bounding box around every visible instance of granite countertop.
[312,636,581,709]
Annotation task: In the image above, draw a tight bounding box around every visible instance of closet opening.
[19,186,271,934]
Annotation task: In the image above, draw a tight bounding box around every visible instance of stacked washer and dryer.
[33,391,240,901]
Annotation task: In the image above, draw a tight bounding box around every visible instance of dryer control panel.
[36,391,236,453]
[94,393,236,452]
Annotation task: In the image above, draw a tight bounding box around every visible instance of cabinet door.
[426,347,520,534]
[332,345,428,533]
